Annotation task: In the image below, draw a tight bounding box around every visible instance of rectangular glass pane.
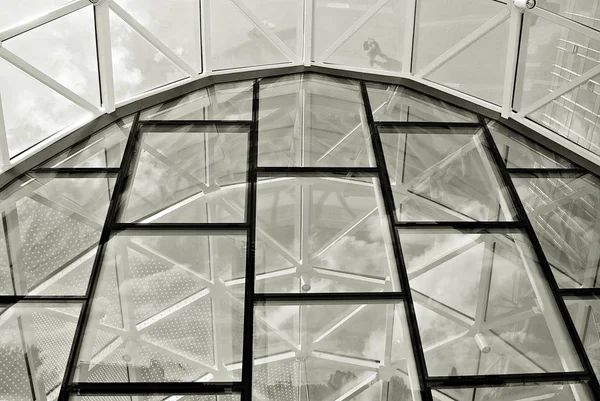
[255,174,400,293]
[398,229,582,376]
[253,301,420,401]
[0,302,82,401]
[433,383,591,401]
[489,121,576,169]
[119,124,248,223]
[41,117,133,168]
[0,174,114,295]
[380,126,517,222]
[75,233,245,383]
[367,83,478,122]
[565,297,600,382]
[513,174,600,288]
[141,81,254,121]
[258,74,374,167]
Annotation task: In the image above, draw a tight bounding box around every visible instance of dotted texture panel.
[253,360,299,401]
[137,343,207,382]
[0,318,33,401]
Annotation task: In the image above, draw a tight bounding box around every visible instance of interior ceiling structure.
[3,0,600,172]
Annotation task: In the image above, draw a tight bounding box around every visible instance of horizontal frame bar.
[376,122,481,129]
[111,223,249,234]
[395,221,527,231]
[139,120,252,127]
[427,371,590,388]
[66,382,244,395]
[559,288,600,298]
[254,292,404,305]
[506,168,588,178]
[0,296,87,304]
[255,167,379,176]
[30,168,121,176]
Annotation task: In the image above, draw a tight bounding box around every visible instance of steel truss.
[0,71,599,401]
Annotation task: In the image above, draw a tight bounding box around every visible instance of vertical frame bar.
[0,93,11,167]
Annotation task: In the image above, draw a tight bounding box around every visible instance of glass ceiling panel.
[488,121,577,169]
[40,116,134,168]
[254,174,400,293]
[0,57,91,158]
[399,229,583,376]
[322,0,406,73]
[565,297,600,383]
[208,0,292,71]
[0,0,77,32]
[109,9,187,104]
[119,124,248,223]
[514,12,600,113]
[537,0,600,32]
[366,83,478,122]
[115,0,201,73]
[427,18,509,106]
[0,173,114,296]
[4,6,100,107]
[75,233,245,383]
[0,302,82,401]
[380,126,517,222]
[433,383,592,401]
[412,0,504,74]
[141,81,254,121]
[512,173,600,289]
[258,74,372,167]
[253,302,420,401]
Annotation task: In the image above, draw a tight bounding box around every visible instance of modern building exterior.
[2,1,600,401]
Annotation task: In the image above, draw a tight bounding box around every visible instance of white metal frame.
[2,0,600,175]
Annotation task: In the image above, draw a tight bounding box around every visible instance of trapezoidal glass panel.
[380,126,517,222]
[141,81,254,121]
[488,121,577,169]
[253,301,420,401]
[254,174,400,293]
[258,74,373,167]
[565,296,600,383]
[512,173,600,289]
[0,173,114,296]
[398,229,582,377]
[0,302,82,401]
[75,233,246,383]
[119,124,248,223]
[366,83,478,123]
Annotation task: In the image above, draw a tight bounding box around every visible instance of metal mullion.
[57,112,143,401]
[255,166,379,176]
[394,221,526,231]
[360,80,433,401]
[376,121,481,129]
[111,222,249,234]
[478,116,600,399]
[67,382,244,395]
[426,371,589,389]
[506,168,587,178]
[253,292,404,305]
[560,288,600,298]
[30,167,121,177]
[139,120,252,128]
[241,80,259,401]
[0,296,87,304]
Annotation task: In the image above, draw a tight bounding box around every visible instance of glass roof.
[3,0,600,169]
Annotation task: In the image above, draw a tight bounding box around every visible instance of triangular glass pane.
[312,0,379,60]
[0,58,90,157]
[209,0,289,71]
[326,0,405,72]
[0,0,76,31]
[489,121,576,168]
[109,9,186,103]
[4,6,100,106]
[427,19,509,105]
[114,0,201,72]
[41,116,134,168]
[237,0,302,57]
[413,0,504,72]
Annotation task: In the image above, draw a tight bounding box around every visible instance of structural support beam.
[501,4,522,118]
[0,93,10,167]
[94,1,116,113]
[403,0,417,75]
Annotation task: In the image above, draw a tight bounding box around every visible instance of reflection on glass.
[366,83,478,122]
[380,127,517,222]
[426,18,509,105]
[75,233,246,383]
[538,0,600,32]
[513,174,600,288]
[433,383,591,401]
[565,297,600,382]
[0,0,76,32]
[412,0,504,73]
[0,174,114,295]
[0,302,82,401]
[71,396,240,401]
[41,117,134,168]
[254,175,400,293]
[253,302,420,401]
[488,121,575,169]
[399,229,582,376]
[258,74,373,167]
[4,6,100,106]
[209,0,291,71]
[319,0,405,72]
[119,125,248,223]
[109,9,186,103]
[141,81,254,121]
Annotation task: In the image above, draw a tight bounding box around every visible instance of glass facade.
[1,72,600,401]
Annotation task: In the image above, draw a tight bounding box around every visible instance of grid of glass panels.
[1,72,599,401]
